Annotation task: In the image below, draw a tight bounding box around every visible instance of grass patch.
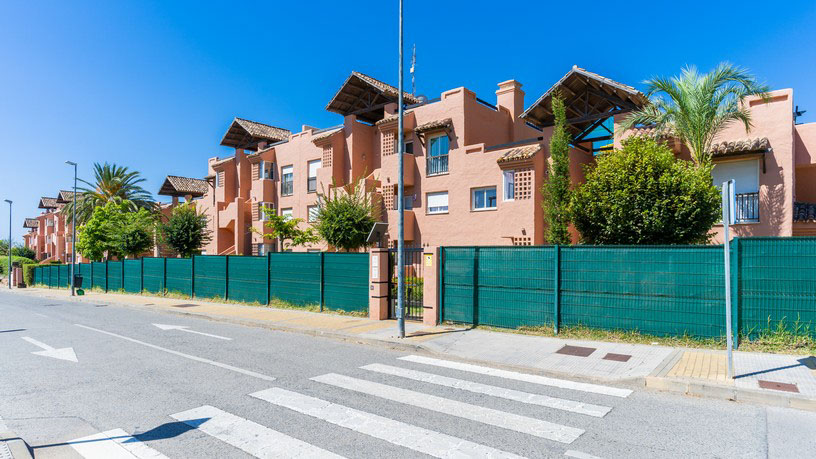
[448,320,816,355]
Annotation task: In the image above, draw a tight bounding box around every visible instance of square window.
[307,205,319,222]
[281,165,293,196]
[426,191,448,214]
[404,140,414,155]
[281,208,293,221]
[261,161,275,180]
[472,187,497,211]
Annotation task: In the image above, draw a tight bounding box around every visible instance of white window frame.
[503,170,515,201]
[260,160,274,180]
[426,191,449,215]
[307,159,321,193]
[281,165,294,196]
[259,202,273,221]
[281,207,293,221]
[472,186,498,211]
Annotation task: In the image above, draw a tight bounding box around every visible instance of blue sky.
[2,0,816,243]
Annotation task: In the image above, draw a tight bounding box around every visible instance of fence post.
[437,247,443,325]
[90,262,94,289]
[472,247,480,326]
[554,244,560,335]
[224,255,229,301]
[140,258,144,294]
[190,255,196,299]
[266,252,271,306]
[319,252,324,312]
[731,237,740,350]
[105,259,109,292]
[163,257,167,295]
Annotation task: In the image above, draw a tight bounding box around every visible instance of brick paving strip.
[10,287,816,412]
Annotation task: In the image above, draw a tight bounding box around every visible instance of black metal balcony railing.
[734,192,759,223]
[281,180,293,196]
[427,155,448,176]
[307,177,317,193]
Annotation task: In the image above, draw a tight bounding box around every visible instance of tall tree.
[62,162,156,225]
[314,179,378,251]
[620,62,769,165]
[159,203,211,257]
[541,93,572,245]
[76,201,155,260]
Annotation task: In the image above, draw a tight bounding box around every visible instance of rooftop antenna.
[794,105,807,124]
[410,44,416,96]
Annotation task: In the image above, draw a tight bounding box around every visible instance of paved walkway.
[11,287,816,411]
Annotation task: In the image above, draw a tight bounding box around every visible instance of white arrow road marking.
[21,336,78,363]
[152,323,231,340]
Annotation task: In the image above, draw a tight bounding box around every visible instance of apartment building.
[23,190,78,262]
[201,66,816,253]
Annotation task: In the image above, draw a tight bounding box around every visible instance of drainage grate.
[556,345,596,357]
[0,442,13,459]
[172,303,199,308]
[758,380,799,393]
[603,353,632,362]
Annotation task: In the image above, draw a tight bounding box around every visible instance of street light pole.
[4,199,11,289]
[66,161,77,296]
[396,0,406,338]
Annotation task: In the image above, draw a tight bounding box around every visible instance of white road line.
[399,355,632,398]
[311,373,584,444]
[170,405,344,458]
[361,363,611,417]
[565,450,603,459]
[251,387,525,459]
[74,324,275,382]
[69,428,168,458]
[153,323,232,341]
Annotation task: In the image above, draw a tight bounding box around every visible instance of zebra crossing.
[67,355,629,458]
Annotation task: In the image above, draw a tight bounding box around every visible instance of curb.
[0,431,33,459]
[645,376,816,412]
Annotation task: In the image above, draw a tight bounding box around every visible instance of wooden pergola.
[521,66,648,152]
[220,118,290,151]
[326,71,420,124]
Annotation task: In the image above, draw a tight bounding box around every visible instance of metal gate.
[389,247,424,321]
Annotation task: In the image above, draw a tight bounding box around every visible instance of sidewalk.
[10,287,816,411]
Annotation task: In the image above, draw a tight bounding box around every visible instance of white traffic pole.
[722,179,735,379]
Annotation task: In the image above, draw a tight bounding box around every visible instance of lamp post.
[66,161,77,296]
[396,0,406,338]
[4,199,11,289]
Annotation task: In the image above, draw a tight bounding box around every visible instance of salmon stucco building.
[23,191,79,263]
[189,66,816,254]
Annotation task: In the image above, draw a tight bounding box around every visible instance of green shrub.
[22,263,37,285]
[571,137,720,244]
[0,255,36,275]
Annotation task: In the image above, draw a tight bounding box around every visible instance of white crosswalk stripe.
[251,387,526,459]
[361,363,612,417]
[399,355,632,398]
[565,450,604,459]
[170,405,344,458]
[68,428,169,459]
[311,373,584,444]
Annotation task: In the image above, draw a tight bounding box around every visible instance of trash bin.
[73,275,84,289]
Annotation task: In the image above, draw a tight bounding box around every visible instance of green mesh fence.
[48,265,58,287]
[560,246,724,338]
[269,253,320,305]
[194,255,226,299]
[226,256,267,304]
[442,247,555,328]
[59,264,70,288]
[165,258,192,296]
[107,261,123,291]
[123,260,141,293]
[142,258,165,294]
[323,253,368,312]
[442,245,726,338]
[739,238,816,337]
[92,262,107,290]
[34,266,42,285]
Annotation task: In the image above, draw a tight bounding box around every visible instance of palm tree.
[620,62,770,164]
[62,162,156,225]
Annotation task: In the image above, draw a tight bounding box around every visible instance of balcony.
[734,192,759,223]
[427,155,448,176]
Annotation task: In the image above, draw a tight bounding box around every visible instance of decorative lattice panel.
[322,145,333,167]
[382,185,395,211]
[217,170,225,187]
[512,236,532,246]
[251,163,260,180]
[514,168,533,200]
[252,202,260,221]
[381,130,395,156]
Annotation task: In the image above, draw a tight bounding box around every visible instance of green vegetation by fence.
[442,238,816,343]
[32,253,369,313]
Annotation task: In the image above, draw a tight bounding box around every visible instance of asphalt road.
[1,291,815,459]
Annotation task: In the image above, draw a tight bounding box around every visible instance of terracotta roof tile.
[710,137,770,156]
[311,126,343,143]
[24,218,39,228]
[794,202,816,222]
[159,175,209,197]
[414,118,452,134]
[38,197,58,209]
[496,144,542,164]
[233,118,290,142]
